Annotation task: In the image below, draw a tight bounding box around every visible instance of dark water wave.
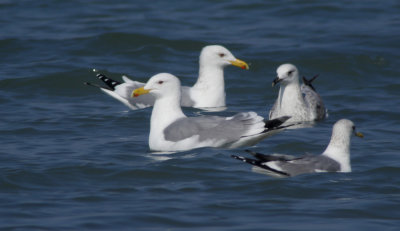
[87,32,206,53]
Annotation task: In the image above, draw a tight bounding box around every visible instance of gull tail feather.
[264,116,290,129]
[245,149,290,162]
[264,116,304,132]
[302,74,319,91]
[97,73,122,91]
[84,81,110,90]
[231,154,290,177]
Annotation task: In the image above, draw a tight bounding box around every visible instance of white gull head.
[199,45,249,70]
[322,119,364,172]
[141,73,181,100]
[273,63,300,87]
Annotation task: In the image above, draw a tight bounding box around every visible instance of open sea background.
[1,0,400,230]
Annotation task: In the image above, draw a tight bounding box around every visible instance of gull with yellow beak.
[132,73,291,152]
[232,119,363,177]
[85,45,249,111]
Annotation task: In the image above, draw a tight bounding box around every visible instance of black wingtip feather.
[231,154,246,162]
[97,73,122,90]
[302,74,319,91]
[264,116,291,129]
[231,155,259,166]
[231,154,290,176]
[245,149,293,162]
[84,81,108,90]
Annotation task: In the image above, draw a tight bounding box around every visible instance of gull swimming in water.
[232,119,363,177]
[269,63,326,124]
[85,45,249,110]
[132,73,291,152]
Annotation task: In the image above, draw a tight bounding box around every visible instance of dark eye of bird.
[219,53,225,58]
[288,70,294,75]
[158,81,164,84]
[352,125,356,130]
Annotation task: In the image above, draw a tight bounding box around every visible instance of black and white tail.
[96,74,122,90]
[231,154,260,166]
[84,73,122,91]
[231,154,290,176]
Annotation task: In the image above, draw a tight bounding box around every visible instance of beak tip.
[231,59,249,70]
[132,87,150,97]
[272,77,281,87]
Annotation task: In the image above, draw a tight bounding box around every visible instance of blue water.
[1,0,400,230]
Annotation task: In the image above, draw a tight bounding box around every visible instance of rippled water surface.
[1,0,400,230]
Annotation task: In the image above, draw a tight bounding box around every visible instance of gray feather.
[273,155,340,176]
[233,151,341,177]
[301,83,326,120]
[164,113,259,142]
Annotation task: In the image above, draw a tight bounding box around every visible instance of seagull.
[85,45,249,110]
[231,119,363,177]
[132,73,292,152]
[269,63,326,123]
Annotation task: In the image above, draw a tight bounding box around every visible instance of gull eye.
[288,70,294,75]
[352,125,356,130]
[158,80,164,84]
[219,53,225,58]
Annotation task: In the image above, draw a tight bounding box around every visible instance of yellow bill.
[132,87,151,97]
[355,132,364,138]
[230,59,249,70]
